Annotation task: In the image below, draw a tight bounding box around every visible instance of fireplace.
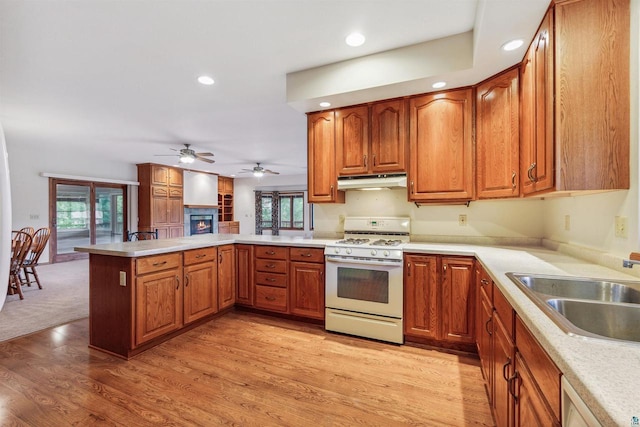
[190,215,213,235]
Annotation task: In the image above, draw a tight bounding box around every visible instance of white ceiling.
[0,0,550,177]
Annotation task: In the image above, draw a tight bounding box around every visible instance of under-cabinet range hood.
[337,174,407,191]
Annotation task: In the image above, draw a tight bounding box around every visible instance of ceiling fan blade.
[195,152,214,157]
[154,154,179,157]
[240,169,253,172]
[196,155,215,164]
[265,169,280,175]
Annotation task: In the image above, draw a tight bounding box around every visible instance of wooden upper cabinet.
[138,163,184,238]
[408,88,474,201]
[370,99,407,174]
[307,111,345,203]
[335,100,407,176]
[476,68,520,199]
[521,10,554,196]
[336,106,369,175]
[553,0,630,192]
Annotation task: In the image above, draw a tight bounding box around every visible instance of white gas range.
[324,217,410,344]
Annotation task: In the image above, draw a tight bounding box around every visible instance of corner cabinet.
[476,68,520,199]
[137,163,184,239]
[307,111,345,203]
[404,253,475,350]
[408,89,474,202]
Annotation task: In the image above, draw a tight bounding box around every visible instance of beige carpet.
[0,259,89,342]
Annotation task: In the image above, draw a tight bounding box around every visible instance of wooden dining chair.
[19,226,34,236]
[21,227,51,289]
[8,230,32,300]
[127,229,158,241]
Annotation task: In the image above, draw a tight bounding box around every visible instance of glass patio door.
[50,179,127,263]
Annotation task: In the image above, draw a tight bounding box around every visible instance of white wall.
[6,138,138,261]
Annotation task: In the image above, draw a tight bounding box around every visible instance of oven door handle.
[325,257,402,267]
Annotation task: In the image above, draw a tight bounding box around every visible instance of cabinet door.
[235,244,254,306]
[336,105,369,176]
[554,0,629,191]
[521,11,554,195]
[218,244,236,310]
[152,196,168,224]
[168,197,183,225]
[404,254,439,339]
[169,226,183,238]
[289,261,324,320]
[370,99,407,173]
[493,316,515,427]
[477,68,520,199]
[441,257,475,343]
[151,165,169,186]
[307,111,344,203]
[514,353,560,427]
[135,268,182,346]
[168,167,183,187]
[184,260,218,324]
[478,293,494,405]
[409,89,474,201]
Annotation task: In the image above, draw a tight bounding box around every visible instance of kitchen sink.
[506,272,640,343]
[546,298,640,342]
[506,273,640,303]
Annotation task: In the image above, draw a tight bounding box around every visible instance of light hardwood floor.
[0,311,494,426]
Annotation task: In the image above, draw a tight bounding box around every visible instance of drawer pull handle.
[266,278,276,282]
[266,251,276,255]
[153,261,167,267]
[265,296,276,302]
[195,254,206,259]
[266,264,276,269]
[480,279,489,286]
[303,253,312,257]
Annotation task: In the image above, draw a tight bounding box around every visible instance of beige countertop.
[76,236,640,426]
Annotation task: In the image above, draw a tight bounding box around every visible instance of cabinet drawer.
[255,271,287,288]
[290,247,324,263]
[183,247,217,266]
[494,286,514,339]
[152,186,168,197]
[255,285,287,312]
[255,245,288,260]
[255,259,287,274]
[136,253,182,275]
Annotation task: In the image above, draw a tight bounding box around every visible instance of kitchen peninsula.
[76,234,640,427]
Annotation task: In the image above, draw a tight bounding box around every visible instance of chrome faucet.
[623,259,640,268]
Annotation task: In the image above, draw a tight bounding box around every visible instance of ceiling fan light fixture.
[179,154,195,164]
[197,75,215,85]
[253,170,264,178]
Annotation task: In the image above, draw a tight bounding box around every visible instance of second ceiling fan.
[241,163,280,177]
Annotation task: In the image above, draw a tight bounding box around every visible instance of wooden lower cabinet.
[404,254,475,348]
[235,244,254,306]
[135,267,183,346]
[219,221,240,234]
[289,260,324,320]
[218,244,236,310]
[514,353,559,427]
[493,314,515,427]
[183,247,218,324]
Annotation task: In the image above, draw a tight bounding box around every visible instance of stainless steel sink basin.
[506,272,640,343]
[506,273,640,303]
[547,298,640,342]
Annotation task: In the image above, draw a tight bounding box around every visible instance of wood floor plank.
[0,311,494,426]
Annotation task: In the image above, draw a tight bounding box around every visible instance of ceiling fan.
[240,163,280,177]
[155,144,215,164]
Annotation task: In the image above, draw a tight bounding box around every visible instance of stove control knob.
[383,250,390,257]
[371,249,377,256]
[346,248,352,254]
[334,247,340,254]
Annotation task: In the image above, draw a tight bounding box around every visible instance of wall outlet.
[564,215,571,231]
[458,214,467,226]
[615,216,628,238]
[119,271,127,287]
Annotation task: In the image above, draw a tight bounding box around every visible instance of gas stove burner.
[370,239,403,247]
[335,238,370,245]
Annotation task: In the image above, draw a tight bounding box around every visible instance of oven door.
[325,256,403,318]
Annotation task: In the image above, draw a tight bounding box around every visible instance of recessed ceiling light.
[501,39,524,52]
[319,101,331,108]
[345,32,366,47]
[432,81,447,89]
[197,75,215,85]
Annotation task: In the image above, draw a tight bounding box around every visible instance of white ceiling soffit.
[287,0,550,112]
